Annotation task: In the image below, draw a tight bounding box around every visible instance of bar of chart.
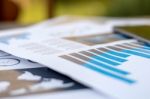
[60,42,150,84]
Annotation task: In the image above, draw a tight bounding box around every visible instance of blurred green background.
[56,0,150,17]
[0,0,150,24]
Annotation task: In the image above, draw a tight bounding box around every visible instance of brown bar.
[123,43,138,48]
[97,48,109,52]
[107,46,122,51]
[116,44,132,49]
[70,53,89,61]
[89,49,103,54]
[79,51,94,57]
[60,55,84,65]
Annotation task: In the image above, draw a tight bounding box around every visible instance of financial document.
[0,17,150,99]
[0,17,108,99]
[0,50,106,99]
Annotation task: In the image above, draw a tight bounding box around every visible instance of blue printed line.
[100,53,127,63]
[132,48,150,54]
[142,46,150,50]
[83,63,135,84]
[106,50,130,58]
[88,59,129,75]
[122,49,150,58]
[92,55,120,66]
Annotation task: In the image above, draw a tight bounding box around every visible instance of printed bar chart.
[60,42,150,84]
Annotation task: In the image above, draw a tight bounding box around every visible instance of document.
[0,17,150,99]
[0,50,106,99]
[0,17,108,99]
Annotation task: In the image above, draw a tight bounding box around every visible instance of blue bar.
[99,53,127,63]
[92,55,120,66]
[122,49,150,58]
[132,48,150,54]
[142,46,150,50]
[83,63,135,84]
[88,59,129,75]
[106,50,130,58]
[135,45,150,50]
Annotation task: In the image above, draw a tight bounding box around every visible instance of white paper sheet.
[0,50,106,99]
[0,17,108,99]
[0,17,150,99]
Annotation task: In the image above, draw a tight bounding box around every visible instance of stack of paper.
[0,16,150,99]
